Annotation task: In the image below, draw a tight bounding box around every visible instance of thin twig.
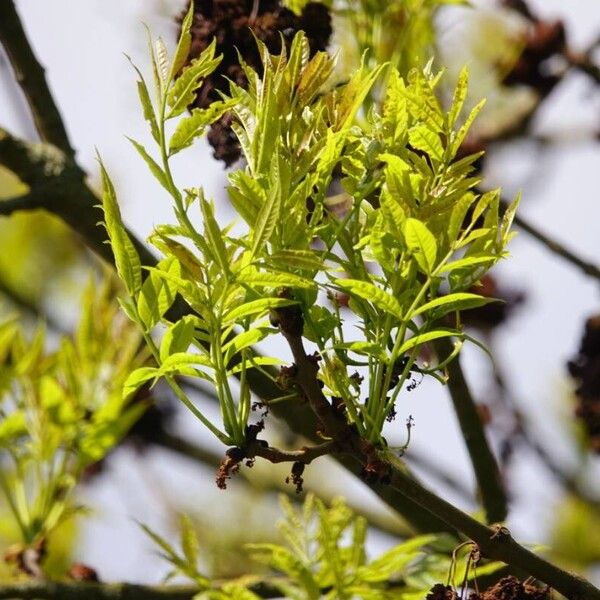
[0,127,157,270]
[247,440,337,464]
[0,581,201,600]
[512,211,600,282]
[496,196,600,283]
[0,581,286,600]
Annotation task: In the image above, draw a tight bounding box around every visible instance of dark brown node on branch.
[469,576,551,599]
[217,446,246,489]
[245,419,265,442]
[358,437,391,484]
[490,524,512,541]
[4,538,46,578]
[285,461,305,493]
[277,363,299,389]
[178,0,332,165]
[427,584,458,600]
[568,313,600,452]
[67,563,100,582]
[272,291,305,338]
[385,404,397,423]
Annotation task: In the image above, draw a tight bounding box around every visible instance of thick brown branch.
[0,581,284,600]
[510,207,600,282]
[0,0,76,159]
[0,128,156,269]
[388,466,600,599]
[405,449,475,503]
[0,581,200,600]
[0,191,44,215]
[435,337,508,523]
[273,306,600,599]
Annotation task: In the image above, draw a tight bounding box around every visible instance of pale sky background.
[1,0,600,585]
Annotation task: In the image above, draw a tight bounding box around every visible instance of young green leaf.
[160,316,196,362]
[169,100,236,155]
[167,38,221,118]
[397,329,458,355]
[411,292,498,318]
[98,156,142,295]
[170,2,194,80]
[127,137,170,193]
[335,279,403,319]
[242,271,316,290]
[403,218,438,273]
[408,124,444,163]
[122,366,158,401]
[223,297,298,324]
[223,327,270,365]
[448,66,469,129]
[179,514,200,567]
[137,257,180,330]
[158,352,213,376]
[439,255,496,274]
[199,196,231,277]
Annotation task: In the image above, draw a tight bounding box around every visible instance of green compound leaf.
[412,292,498,318]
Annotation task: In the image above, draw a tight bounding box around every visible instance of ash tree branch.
[0,190,44,215]
[0,0,76,159]
[0,582,201,600]
[0,578,413,600]
[0,581,285,600]
[0,2,596,585]
[272,305,600,599]
[0,0,157,272]
[0,127,157,269]
[434,337,508,524]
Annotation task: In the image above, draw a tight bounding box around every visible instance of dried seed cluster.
[179,0,332,164]
[427,576,551,600]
